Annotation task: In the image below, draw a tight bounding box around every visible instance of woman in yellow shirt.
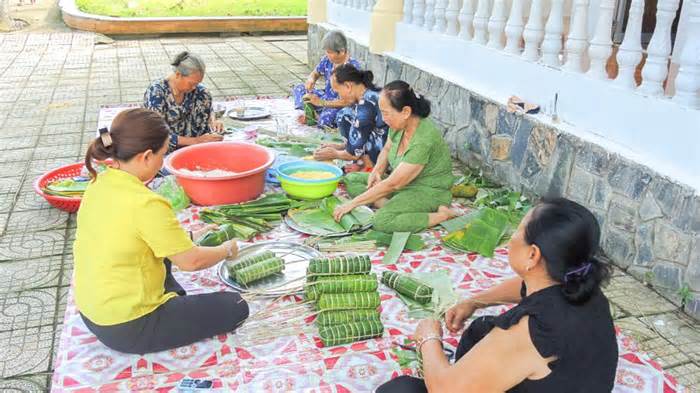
[74,108,248,354]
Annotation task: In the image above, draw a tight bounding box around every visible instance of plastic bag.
[155,176,190,212]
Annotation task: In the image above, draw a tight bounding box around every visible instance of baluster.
[613,0,644,87]
[458,0,476,39]
[366,0,376,11]
[487,0,507,48]
[504,0,525,54]
[433,0,449,32]
[522,0,545,61]
[563,0,590,72]
[541,0,565,66]
[587,0,616,78]
[413,0,426,26]
[473,0,492,44]
[404,0,415,23]
[425,0,436,30]
[446,0,462,35]
[672,0,700,108]
[638,0,681,95]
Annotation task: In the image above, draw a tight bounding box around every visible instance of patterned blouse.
[337,89,388,165]
[143,79,212,153]
[315,55,362,101]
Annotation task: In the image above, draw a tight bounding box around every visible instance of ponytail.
[382,80,431,118]
[332,64,377,90]
[84,108,170,180]
[524,198,611,304]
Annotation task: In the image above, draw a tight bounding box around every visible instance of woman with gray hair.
[292,30,361,128]
[144,51,224,154]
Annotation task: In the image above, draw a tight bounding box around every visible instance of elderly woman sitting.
[292,30,361,128]
[377,198,618,392]
[144,51,224,154]
[333,80,456,233]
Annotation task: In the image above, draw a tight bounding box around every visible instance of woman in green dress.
[333,80,457,233]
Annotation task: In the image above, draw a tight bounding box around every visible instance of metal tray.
[218,241,322,296]
[283,205,374,238]
[226,106,271,120]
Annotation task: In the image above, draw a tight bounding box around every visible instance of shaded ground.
[0,28,696,391]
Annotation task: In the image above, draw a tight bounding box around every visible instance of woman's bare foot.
[428,206,460,227]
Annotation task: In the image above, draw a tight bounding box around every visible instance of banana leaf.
[342,172,369,198]
[197,224,237,246]
[43,178,90,197]
[288,208,346,235]
[256,138,318,157]
[442,208,509,257]
[288,196,374,235]
[382,232,411,265]
[351,230,425,251]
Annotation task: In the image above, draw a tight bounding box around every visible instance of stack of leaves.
[303,255,384,347]
[226,251,285,286]
[441,208,510,257]
[43,178,90,197]
[314,229,425,253]
[288,196,374,235]
[200,193,310,240]
[471,189,533,226]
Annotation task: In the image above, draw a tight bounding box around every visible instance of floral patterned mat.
[49,101,686,392]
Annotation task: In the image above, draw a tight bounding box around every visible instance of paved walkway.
[0,32,696,392]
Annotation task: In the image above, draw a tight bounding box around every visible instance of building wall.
[309,24,700,319]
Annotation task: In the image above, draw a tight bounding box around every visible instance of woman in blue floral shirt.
[144,52,224,154]
[313,64,387,171]
[292,30,361,128]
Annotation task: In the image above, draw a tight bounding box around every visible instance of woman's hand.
[192,224,218,241]
[222,239,239,259]
[367,171,382,189]
[333,203,355,222]
[196,133,224,144]
[303,94,322,106]
[313,147,338,161]
[210,120,224,133]
[321,142,346,150]
[444,299,480,333]
[415,318,443,342]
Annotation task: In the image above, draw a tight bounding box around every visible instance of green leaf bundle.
[381,271,434,304]
[318,320,384,346]
[234,257,285,285]
[317,292,381,311]
[316,309,381,327]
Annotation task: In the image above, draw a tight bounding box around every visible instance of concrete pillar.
[308,0,328,24]
[369,0,404,53]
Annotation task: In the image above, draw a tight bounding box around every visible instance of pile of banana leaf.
[42,178,90,197]
[442,208,511,257]
[200,193,312,241]
[287,196,373,235]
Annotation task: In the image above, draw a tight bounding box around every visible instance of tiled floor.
[0,31,696,392]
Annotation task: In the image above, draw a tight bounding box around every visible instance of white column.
[522,0,545,61]
[425,0,436,30]
[446,0,463,35]
[638,0,681,95]
[563,0,590,72]
[473,0,492,44]
[413,0,426,26]
[487,0,508,48]
[587,0,616,78]
[504,0,526,54]
[458,0,476,39]
[404,0,415,23]
[433,0,449,32]
[613,0,644,88]
[672,0,700,108]
[541,0,565,66]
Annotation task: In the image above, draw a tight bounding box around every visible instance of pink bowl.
[164,142,275,206]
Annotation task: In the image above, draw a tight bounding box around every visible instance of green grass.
[76,0,307,17]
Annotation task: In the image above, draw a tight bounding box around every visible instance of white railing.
[399,0,700,108]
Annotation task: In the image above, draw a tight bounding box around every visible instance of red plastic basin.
[164,142,275,206]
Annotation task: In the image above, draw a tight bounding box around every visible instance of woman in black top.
[377,198,618,393]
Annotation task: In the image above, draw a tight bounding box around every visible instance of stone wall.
[309,24,700,319]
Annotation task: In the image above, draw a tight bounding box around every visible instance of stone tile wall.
[309,24,700,320]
